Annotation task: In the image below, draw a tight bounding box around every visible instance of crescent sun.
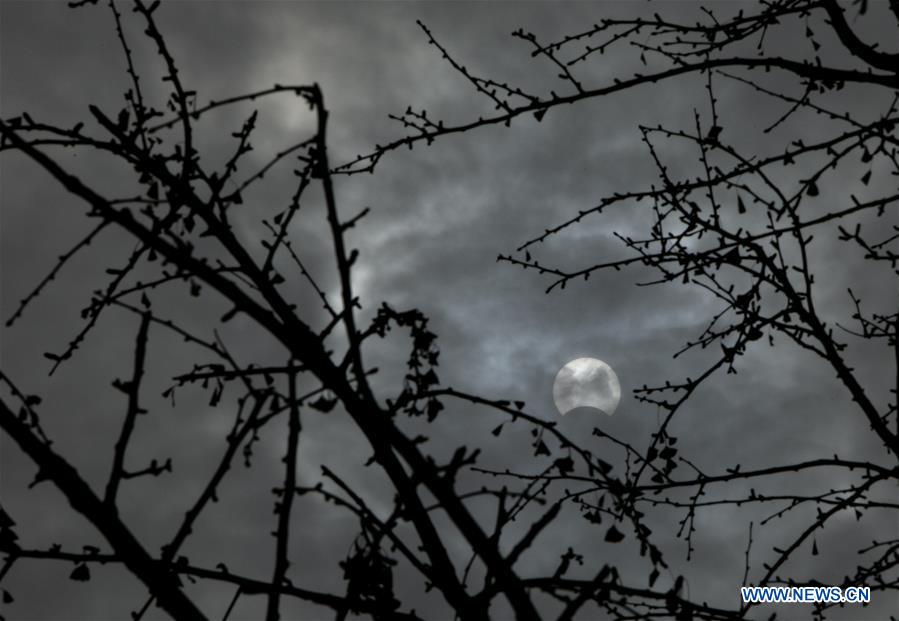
[553,357,621,416]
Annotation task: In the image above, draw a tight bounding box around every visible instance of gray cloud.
[1,1,896,620]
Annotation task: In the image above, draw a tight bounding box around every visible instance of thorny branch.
[2,1,898,620]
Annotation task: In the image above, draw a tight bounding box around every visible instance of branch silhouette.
[1,0,897,619]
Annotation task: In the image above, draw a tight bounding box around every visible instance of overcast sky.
[1,1,897,620]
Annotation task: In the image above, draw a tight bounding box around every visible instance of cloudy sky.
[1,1,897,619]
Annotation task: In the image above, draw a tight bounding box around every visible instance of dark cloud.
[2,1,896,620]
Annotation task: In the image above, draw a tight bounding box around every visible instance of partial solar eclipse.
[553,358,620,416]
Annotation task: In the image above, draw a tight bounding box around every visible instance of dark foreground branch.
[0,398,207,621]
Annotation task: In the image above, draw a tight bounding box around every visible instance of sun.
[552,357,621,417]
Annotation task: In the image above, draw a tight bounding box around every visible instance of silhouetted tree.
[337,0,898,619]
[1,1,896,620]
